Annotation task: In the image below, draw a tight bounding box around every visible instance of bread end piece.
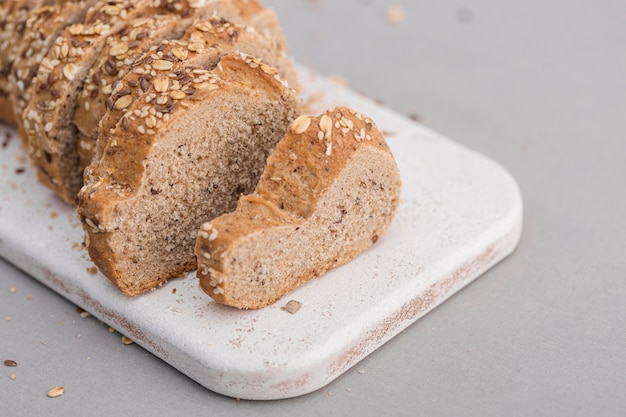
[196,107,402,309]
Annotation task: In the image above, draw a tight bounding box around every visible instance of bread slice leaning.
[76,54,301,296]
[195,107,402,309]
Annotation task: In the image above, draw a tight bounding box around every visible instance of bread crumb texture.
[196,107,402,309]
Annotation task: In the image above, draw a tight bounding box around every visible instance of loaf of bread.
[1,2,403,306]
[76,54,300,295]
[195,107,402,309]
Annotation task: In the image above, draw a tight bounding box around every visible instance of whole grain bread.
[0,0,48,125]
[94,17,298,162]
[81,16,298,175]
[10,0,96,140]
[76,54,301,296]
[74,13,185,172]
[23,1,294,204]
[195,107,402,309]
[22,0,159,202]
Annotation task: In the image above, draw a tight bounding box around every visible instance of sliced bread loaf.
[22,0,160,203]
[24,1,295,204]
[10,0,96,139]
[76,54,301,295]
[195,107,402,309]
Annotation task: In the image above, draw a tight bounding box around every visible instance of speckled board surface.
[0,66,522,400]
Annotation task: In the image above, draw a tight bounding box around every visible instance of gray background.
[2,0,625,415]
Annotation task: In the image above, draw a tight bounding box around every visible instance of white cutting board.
[0,67,522,400]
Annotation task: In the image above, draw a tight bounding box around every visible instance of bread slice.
[10,0,96,140]
[195,107,402,309]
[22,0,164,203]
[74,14,186,173]
[0,0,48,125]
[94,17,299,163]
[24,2,295,204]
[76,54,301,296]
[79,16,298,176]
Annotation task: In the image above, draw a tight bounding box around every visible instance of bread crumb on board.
[282,300,303,314]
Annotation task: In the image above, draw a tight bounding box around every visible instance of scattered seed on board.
[121,335,134,345]
[283,300,302,314]
[3,359,17,367]
[47,386,65,398]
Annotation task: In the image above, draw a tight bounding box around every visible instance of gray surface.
[1,0,625,415]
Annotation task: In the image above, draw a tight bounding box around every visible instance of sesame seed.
[187,42,204,52]
[152,59,174,71]
[109,42,129,57]
[170,90,186,100]
[63,64,76,81]
[154,77,169,93]
[114,95,132,109]
[47,386,65,398]
[290,115,311,134]
[145,115,156,128]
[68,24,84,35]
[319,114,333,134]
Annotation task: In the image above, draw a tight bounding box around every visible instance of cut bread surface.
[195,107,402,309]
[77,54,300,295]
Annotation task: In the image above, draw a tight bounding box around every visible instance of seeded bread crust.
[195,107,402,309]
[22,0,162,203]
[0,0,48,125]
[83,16,298,172]
[94,17,298,161]
[23,0,294,204]
[77,54,301,295]
[10,0,96,140]
[74,14,185,172]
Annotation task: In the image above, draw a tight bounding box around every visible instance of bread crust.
[195,107,402,309]
[0,0,47,125]
[10,0,95,140]
[74,14,185,171]
[77,54,300,295]
[22,0,295,204]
